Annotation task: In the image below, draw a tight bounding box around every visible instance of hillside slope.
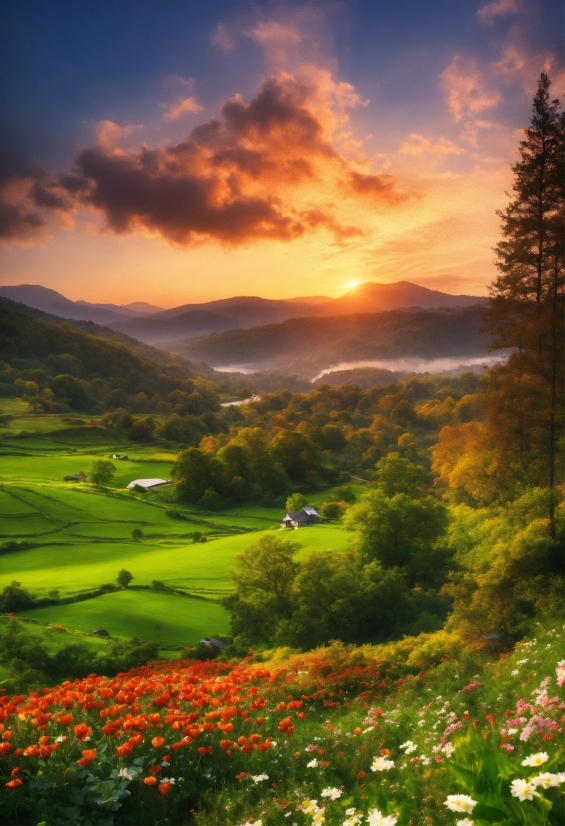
[168,306,488,374]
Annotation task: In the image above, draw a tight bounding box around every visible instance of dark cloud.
[0,73,406,246]
[347,170,411,205]
[0,135,70,241]
[56,73,399,246]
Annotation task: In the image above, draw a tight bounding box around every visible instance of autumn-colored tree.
[483,71,564,533]
[433,74,563,524]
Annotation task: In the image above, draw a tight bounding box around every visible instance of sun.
[345,280,361,291]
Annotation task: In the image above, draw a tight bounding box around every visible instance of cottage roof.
[126,478,170,490]
[303,506,320,517]
[284,511,309,523]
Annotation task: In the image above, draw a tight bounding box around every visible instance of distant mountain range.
[0,281,485,345]
[167,306,489,378]
[0,284,163,326]
[111,281,486,344]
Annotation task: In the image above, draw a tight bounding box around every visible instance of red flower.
[151,736,165,748]
[143,776,157,786]
[74,723,91,740]
[6,778,23,788]
[77,748,97,767]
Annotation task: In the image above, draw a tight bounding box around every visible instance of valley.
[0,403,353,647]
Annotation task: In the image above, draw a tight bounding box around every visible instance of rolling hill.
[166,306,489,377]
[110,281,486,344]
[1,281,486,346]
[109,296,319,344]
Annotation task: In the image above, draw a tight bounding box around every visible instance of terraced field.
[0,401,353,646]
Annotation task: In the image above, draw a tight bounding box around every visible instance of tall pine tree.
[484,72,564,534]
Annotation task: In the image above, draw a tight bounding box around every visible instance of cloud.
[248,21,301,46]
[97,120,144,151]
[400,133,463,157]
[347,170,411,205]
[211,22,235,51]
[0,138,70,242]
[477,0,523,24]
[441,57,501,122]
[54,71,401,247]
[163,97,204,122]
[491,32,565,96]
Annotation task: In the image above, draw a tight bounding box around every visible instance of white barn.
[126,478,170,490]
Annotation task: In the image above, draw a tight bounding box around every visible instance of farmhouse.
[92,628,109,637]
[199,637,226,650]
[63,471,86,482]
[112,454,128,460]
[126,478,170,491]
[281,506,320,528]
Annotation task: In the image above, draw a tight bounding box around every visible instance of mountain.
[166,306,489,378]
[110,282,485,345]
[0,281,486,346]
[109,296,319,344]
[0,285,156,325]
[318,281,486,315]
[122,301,164,313]
[283,295,332,304]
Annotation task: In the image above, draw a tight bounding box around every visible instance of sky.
[0,0,562,307]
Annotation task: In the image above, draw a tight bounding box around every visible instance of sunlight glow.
[346,280,361,291]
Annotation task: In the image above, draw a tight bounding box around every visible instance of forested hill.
[0,299,222,417]
[0,296,200,368]
[168,306,488,373]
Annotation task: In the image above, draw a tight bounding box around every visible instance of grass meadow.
[0,402,352,646]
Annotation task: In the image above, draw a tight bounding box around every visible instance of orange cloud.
[55,71,404,247]
[162,97,204,122]
[400,133,462,157]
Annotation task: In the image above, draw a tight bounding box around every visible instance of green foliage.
[285,492,308,512]
[173,428,330,508]
[445,488,563,643]
[0,579,34,612]
[318,500,348,520]
[90,459,115,487]
[345,463,450,589]
[131,528,143,540]
[0,617,158,690]
[117,569,134,588]
[223,535,301,644]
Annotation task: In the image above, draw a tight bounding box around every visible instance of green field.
[20,590,229,645]
[0,402,353,646]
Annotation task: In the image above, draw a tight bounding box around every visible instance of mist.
[311,353,509,382]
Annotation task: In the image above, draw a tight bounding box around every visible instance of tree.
[374,452,426,497]
[0,581,33,613]
[222,535,300,644]
[117,569,133,588]
[131,528,143,540]
[484,72,564,534]
[285,492,307,512]
[90,459,115,488]
[345,489,450,588]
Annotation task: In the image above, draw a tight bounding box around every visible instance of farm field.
[19,590,230,645]
[0,404,352,645]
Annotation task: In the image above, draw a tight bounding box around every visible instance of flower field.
[0,622,563,825]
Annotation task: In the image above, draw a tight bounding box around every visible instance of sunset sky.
[0,0,562,306]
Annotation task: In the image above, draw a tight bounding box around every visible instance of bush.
[0,580,34,612]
